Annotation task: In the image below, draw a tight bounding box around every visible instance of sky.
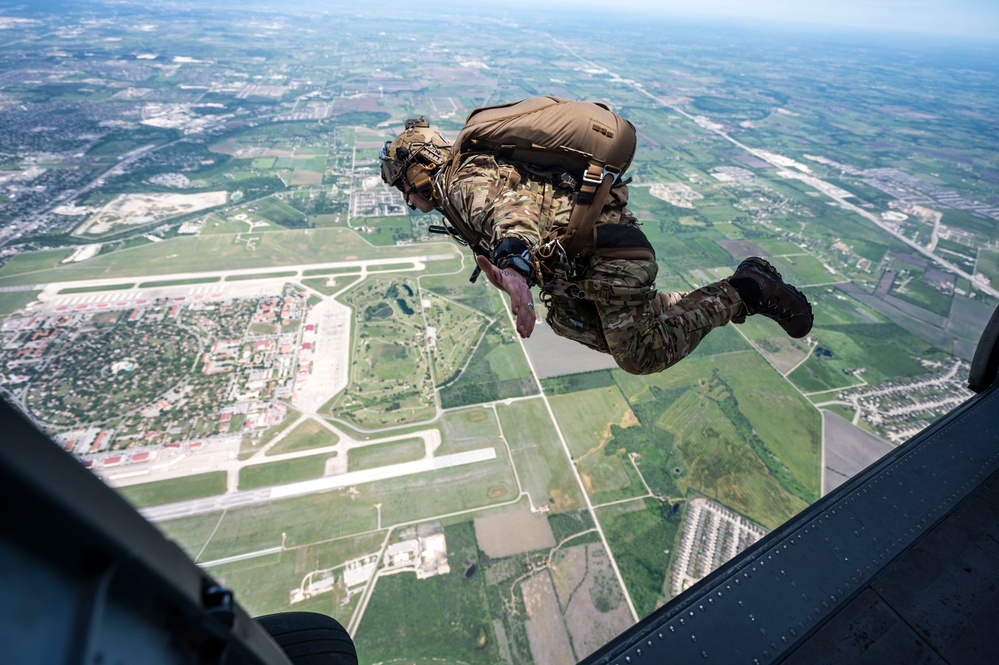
[464,0,999,40]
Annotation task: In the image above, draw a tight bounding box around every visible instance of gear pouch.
[544,296,609,353]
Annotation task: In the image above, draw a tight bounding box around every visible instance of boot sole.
[735,258,814,338]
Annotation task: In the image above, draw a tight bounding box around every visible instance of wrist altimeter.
[492,237,534,285]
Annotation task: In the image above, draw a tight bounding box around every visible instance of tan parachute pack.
[441,97,638,259]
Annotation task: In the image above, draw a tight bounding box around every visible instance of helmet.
[379,117,450,204]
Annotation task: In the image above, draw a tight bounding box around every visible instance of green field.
[765,254,839,286]
[496,398,585,512]
[598,499,682,617]
[356,215,413,246]
[138,276,221,288]
[353,522,501,664]
[209,532,386,625]
[266,419,339,456]
[116,471,227,509]
[0,290,40,316]
[439,322,538,409]
[612,351,818,528]
[347,438,425,472]
[437,408,502,455]
[225,271,297,282]
[58,283,134,294]
[192,492,380,561]
[790,319,935,393]
[549,385,635,459]
[976,249,999,284]
[0,248,74,279]
[238,453,337,490]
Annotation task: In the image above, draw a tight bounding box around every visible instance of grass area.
[238,453,337,490]
[890,272,954,318]
[58,283,134,294]
[138,276,221,288]
[976,249,999,284]
[346,438,425,472]
[156,513,226,558]
[719,353,821,499]
[577,450,647,505]
[225,271,298,282]
[789,316,934,394]
[765,254,839,286]
[548,385,635,459]
[598,499,682,618]
[332,275,437,427]
[300,275,359,296]
[439,322,538,408]
[0,290,40,316]
[437,408,502,455]
[612,352,817,529]
[0,248,74,280]
[368,453,518,527]
[196,492,379,561]
[497,398,585,512]
[208,532,386,626]
[541,369,616,395]
[353,521,502,664]
[302,266,361,277]
[0,229,453,287]
[355,215,413,246]
[266,419,338,456]
[423,289,489,385]
[115,472,227,509]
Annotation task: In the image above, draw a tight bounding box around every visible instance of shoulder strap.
[563,163,619,258]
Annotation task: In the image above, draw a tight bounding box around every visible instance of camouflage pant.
[544,257,747,375]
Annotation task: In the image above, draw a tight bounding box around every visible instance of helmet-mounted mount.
[379,116,451,206]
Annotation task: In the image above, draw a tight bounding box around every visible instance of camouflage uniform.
[447,154,747,375]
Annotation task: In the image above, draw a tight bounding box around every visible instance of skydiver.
[379,112,813,375]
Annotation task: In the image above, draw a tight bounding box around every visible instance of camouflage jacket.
[444,154,632,257]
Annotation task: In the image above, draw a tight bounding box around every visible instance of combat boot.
[728,257,813,338]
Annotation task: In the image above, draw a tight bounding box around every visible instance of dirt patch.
[550,545,587,609]
[522,573,575,665]
[579,470,595,494]
[548,486,579,512]
[564,543,634,660]
[487,485,506,498]
[290,170,323,186]
[474,509,555,558]
[76,191,227,236]
[717,239,769,260]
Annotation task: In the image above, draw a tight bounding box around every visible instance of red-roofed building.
[131,452,150,462]
[104,456,122,467]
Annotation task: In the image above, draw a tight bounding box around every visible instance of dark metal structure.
[0,396,317,665]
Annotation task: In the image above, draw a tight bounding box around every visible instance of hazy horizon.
[2,0,998,42]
